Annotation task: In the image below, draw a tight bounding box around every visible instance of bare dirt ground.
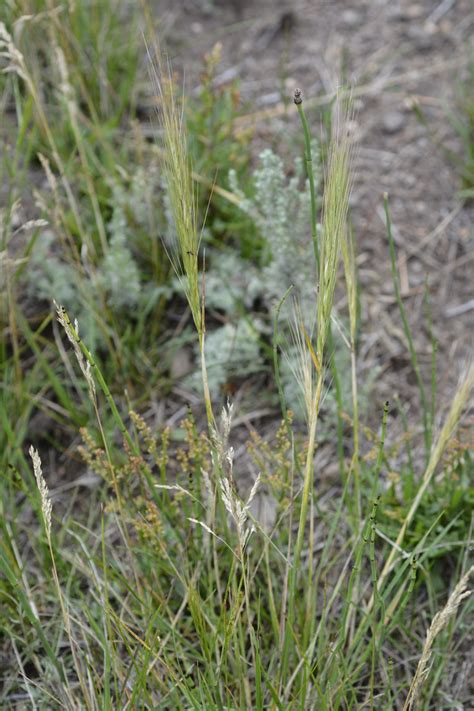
[158,0,473,429]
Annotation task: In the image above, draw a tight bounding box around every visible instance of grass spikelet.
[403,565,473,710]
[55,301,96,402]
[212,403,260,554]
[0,22,28,84]
[29,446,52,540]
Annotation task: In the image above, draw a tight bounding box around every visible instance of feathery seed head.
[317,93,354,362]
[147,46,202,336]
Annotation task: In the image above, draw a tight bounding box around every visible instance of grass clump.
[0,5,260,474]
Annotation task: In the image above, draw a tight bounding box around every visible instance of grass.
[448,58,474,199]
[1,3,474,710]
[0,2,255,472]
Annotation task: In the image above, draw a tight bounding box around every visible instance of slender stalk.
[342,224,361,523]
[281,374,323,688]
[200,332,215,430]
[368,500,384,710]
[294,88,320,275]
[345,401,388,641]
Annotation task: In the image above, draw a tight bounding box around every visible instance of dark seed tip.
[293,87,303,105]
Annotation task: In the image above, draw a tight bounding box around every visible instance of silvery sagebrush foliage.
[197,144,322,405]
[99,181,142,311]
[229,144,321,316]
[27,230,79,307]
[184,146,319,399]
[201,142,375,425]
[26,167,166,344]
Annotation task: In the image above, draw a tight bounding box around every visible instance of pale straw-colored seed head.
[29,446,52,539]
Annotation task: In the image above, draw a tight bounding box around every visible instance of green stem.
[281,376,323,688]
[384,195,430,462]
[294,89,320,276]
[273,285,294,434]
[200,332,216,432]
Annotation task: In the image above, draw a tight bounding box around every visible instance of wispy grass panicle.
[286,300,318,423]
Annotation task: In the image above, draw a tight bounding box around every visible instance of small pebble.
[406,26,434,52]
[342,10,360,27]
[390,4,423,21]
[170,348,192,380]
[383,111,406,135]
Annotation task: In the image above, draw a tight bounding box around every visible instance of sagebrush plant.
[190,144,318,399]
[1,21,474,711]
[198,140,368,424]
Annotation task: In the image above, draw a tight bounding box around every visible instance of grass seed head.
[317,93,354,362]
[29,446,52,539]
[404,565,473,710]
[55,302,96,402]
[147,45,202,336]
